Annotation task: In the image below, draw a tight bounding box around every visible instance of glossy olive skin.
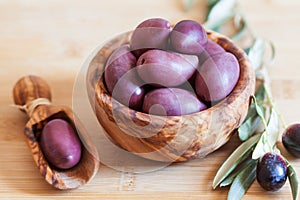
[130,18,171,57]
[195,52,240,102]
[104,45,136,94]
[198,39,225,64]
[142,88,207,116]
[170,20,207,55]
[111,68,146,111]
[40,119,82,169]
[136,50,198,87]
[256,153,288,191]
[282,123,300,157]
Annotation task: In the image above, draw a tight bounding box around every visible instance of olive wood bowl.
[86,30,255,162]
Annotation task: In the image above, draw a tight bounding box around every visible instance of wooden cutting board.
[1,0,300,199]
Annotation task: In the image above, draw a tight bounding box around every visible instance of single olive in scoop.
[40,119,82,170]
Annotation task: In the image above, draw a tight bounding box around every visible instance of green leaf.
[206,0,220,18]
[248,39,265,71]
[238,115,260,141]
[220,158,256,187]
[204,0,237,30]
[207,0,220,6]
[252,108,280,159]
[254,99,266,121]
[286,159,299,200]
[212,134,261,189]
[244,47,251,54]
[227,160,257,200]
[231,15,247,41]
[255,84,266,102]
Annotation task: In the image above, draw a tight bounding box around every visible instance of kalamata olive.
[195,52,240,102]
[130,18,171,57]
[198,39,225,64]
[136,50,198,87]
[40,119,82,170]
[104,45,136,94]
[111,68,146,111]
[256,153,288,191]
[142,88,207,116]
[170,20,207,55]
[282,123,300,157]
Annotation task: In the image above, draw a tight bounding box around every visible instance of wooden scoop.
[12,75,99,190]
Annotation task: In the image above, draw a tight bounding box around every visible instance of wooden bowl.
[86,30,255,162]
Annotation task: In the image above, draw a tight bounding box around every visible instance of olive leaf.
[238,84,267,141]
[238,115,260,141]
[220,158,256,187]
[252,107,280,159]
[231,15,247,41]
[238,103,259,141]
[284,159,299,200]
[204,0,237,30]
[255,83,267,102]
[206,0,220,18]
[248,39,265,71]
[207,0,220,7]
[227,160,257,200]
[212,134,261,189]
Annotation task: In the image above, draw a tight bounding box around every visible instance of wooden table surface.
[1,0,300,199]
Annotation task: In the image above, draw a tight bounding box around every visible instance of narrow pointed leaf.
[220,158,256,187]
[204,0,237,30]
[212,134,261,189]
[248,39,265,71]
[255,84,266,102]
[252,108,280,159]
[286,159,299,200]
[238,115,260,141]
[206,0,221,18]
[227,160,257,200]
[231,16,247,41]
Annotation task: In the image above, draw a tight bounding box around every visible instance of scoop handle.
[13,75,52,106]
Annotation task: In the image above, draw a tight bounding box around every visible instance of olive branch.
[184,0,298,199]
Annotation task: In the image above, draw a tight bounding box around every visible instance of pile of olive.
[104,18,240,116]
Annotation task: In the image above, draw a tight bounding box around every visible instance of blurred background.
[0,0,300,199]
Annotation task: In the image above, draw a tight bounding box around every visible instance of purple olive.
[198,39,225,64]
[142,88,207,116]
[170,20,207,55]
[40,119,82,169]
[111,68,146,111]
[256,153,288,191]
[282,123,300,157]
[104,45,137,94]
[136,49,198,87]
[195,52,240,102]
[130,18,171,57]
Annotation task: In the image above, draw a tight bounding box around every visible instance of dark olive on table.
[282,123,300,157]
[256,153,288,191]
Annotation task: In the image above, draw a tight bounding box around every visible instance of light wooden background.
[1,0,300,199]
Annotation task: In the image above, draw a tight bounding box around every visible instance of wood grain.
[88,30,255,162]
[12,76,99,190]
[1,0,300,199]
